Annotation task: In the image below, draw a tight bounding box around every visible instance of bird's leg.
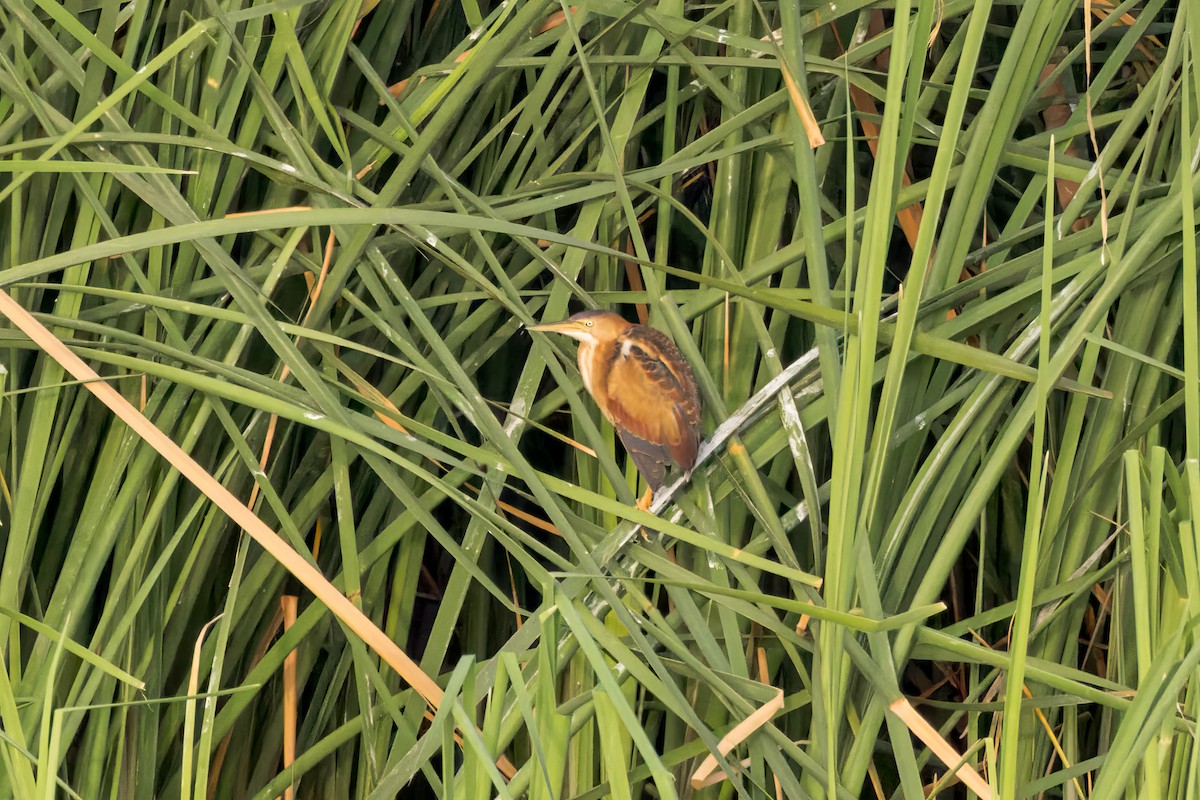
[635,486,655,540]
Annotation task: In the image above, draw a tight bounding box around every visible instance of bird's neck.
[577,340,599,396]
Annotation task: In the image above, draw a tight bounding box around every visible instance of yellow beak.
[525,320,579,333]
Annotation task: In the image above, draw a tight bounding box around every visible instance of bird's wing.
[603,326,700,472]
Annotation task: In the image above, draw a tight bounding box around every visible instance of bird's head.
[526,310,631,346]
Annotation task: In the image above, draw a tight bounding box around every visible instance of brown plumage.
[528,310,701,508]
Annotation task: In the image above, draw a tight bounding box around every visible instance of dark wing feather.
[601,325,701,480]
[617,430,670,489]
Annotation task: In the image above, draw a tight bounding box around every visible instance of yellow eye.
[584,320,594,327]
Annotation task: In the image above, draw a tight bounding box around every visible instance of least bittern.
[528,310,701,510]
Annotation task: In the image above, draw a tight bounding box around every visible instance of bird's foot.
[636,486,654,513]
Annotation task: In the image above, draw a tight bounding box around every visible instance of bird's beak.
[525,320,578,334]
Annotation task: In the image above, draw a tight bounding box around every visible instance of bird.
[527,310,701,511]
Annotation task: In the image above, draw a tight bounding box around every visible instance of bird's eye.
[584,320,594,327]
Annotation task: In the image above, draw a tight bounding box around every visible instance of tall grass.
[0,0,1196,797]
